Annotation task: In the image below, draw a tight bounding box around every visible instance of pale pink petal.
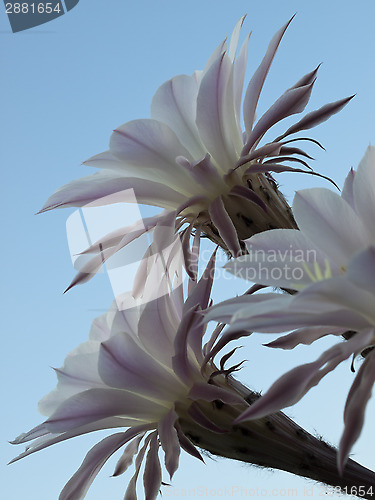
[112,433,145,477]
[224,228,334,289]
[235,330,374,423]
[347,245,375,296]
[151,75,205,158]
[187,402,227,433]
[228,185,269,213]
[239,308,369,335]
[137,298,175,367]
[59,430,143,500]
[175,423,204,462]
[293,188,370,268]
[80,212,166,255]
[242,17,293,137]
[158,407,180,479]
[45,388,165,433]
[275,95,354,142]
[244,81,314,153]
[196,53,238,168]
[188,382,244,405]
[124,434,153,500]
[39,354,104,417]
[98,334,178,400]
[184,249,216,314]
[172,305,200,383]
[353,145,375,235]
[9,419,150,463]
[143,432,162,500]
[39,172,184,213]
[266,326,346,349]
[341,167,356,208]
[338,349,375,473]
[110,119,195,189]
[293,276,375,324]
[82,150,124,170]
[209,197,241,256]
[181,221,197,280]
[235,141,283,170]
[204,329,251,366]
[10,423,50,445]
[235,362,323,423]
[233,32,250,124]
[228,15,246,61]
[204,293,281,324]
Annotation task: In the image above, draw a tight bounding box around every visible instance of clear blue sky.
[2,0,375,498]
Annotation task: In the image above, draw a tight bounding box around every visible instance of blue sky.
[2,0,375,498]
